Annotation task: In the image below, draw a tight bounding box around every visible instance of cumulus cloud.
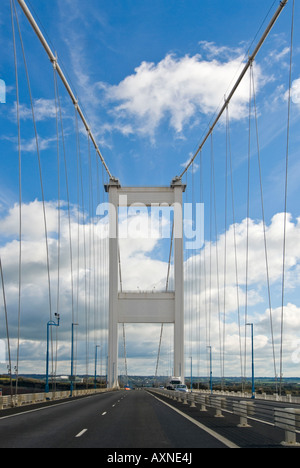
[185,212,300,376]
[289,77,300,107]
[57,33,267,143]
[0,134,59,154]
[11,98,59,122]
[101,52,264,138]
[0,201,171,374]
[186,213,300,304]
[0,201,108,373]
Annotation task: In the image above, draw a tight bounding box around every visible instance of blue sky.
[0,0,300,379]
[0,0,299,213]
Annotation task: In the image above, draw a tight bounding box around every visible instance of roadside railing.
[150,388,300,446]
[275,408,300,446]
[0,388,112,411]
[192,388,300,405]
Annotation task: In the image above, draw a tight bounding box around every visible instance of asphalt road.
[0,390,229,449]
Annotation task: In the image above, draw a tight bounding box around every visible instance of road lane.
[67,390,228,448]
[0,391,123,448]
[0,390,228,448]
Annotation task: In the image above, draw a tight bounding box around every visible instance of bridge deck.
[0,390,297,449]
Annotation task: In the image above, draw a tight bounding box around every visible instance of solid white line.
[149,392,239,449]
[0,399,77,421]
[0,393,112,422]
[75,429,88,438]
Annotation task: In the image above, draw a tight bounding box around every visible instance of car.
[176,384,189,393]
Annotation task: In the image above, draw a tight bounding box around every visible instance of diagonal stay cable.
[13,0,53,325]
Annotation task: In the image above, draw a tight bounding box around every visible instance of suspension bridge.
[0,0,299,449]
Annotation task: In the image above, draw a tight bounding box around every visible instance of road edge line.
[148,392,239,449]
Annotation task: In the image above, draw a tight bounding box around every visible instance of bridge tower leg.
[173,182,185,382]
[105,179,186,389]
[107,179,121,389]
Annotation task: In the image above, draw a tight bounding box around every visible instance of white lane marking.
[102,412,107,416]
[75,429,88,438]
[149,392,239,449]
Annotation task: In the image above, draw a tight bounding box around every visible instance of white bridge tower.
[106,178,186,388]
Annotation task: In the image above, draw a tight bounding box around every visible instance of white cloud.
[0,201,170,374]
[57,26,267,143]
[258,303,300,336]
[0,200,59,240]
[186,213,300,300]
[185,212,300,377]
[0,134,58,153]
[289,77,300,107]
[101,52,264,138]
[198,41,245,60]
[12,99,59,122]
[21,135,58,153]
[279,77,300,111]
[181,156,199,173]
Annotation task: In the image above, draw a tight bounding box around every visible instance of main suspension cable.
[177,0,289,180]
[16,0,115,182]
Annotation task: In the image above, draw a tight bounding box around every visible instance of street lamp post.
[45,313,60,394]
[246,323,255,399]
[70,323,79,397]
[95,345,101,390]
[190,356,193,393]
[207,346,213,395]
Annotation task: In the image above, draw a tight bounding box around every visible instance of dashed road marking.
[75,429,88,438]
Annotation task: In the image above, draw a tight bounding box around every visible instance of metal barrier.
[212,397,226,418]
[233,401,255,428]
[275,408,300,446]
[0,388,112,410]
[150,389,300,446]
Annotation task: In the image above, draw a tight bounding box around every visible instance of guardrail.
[192,389,300,405]
[150,389,300,446]
[0,388,112,411]
[275,408,300,446]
